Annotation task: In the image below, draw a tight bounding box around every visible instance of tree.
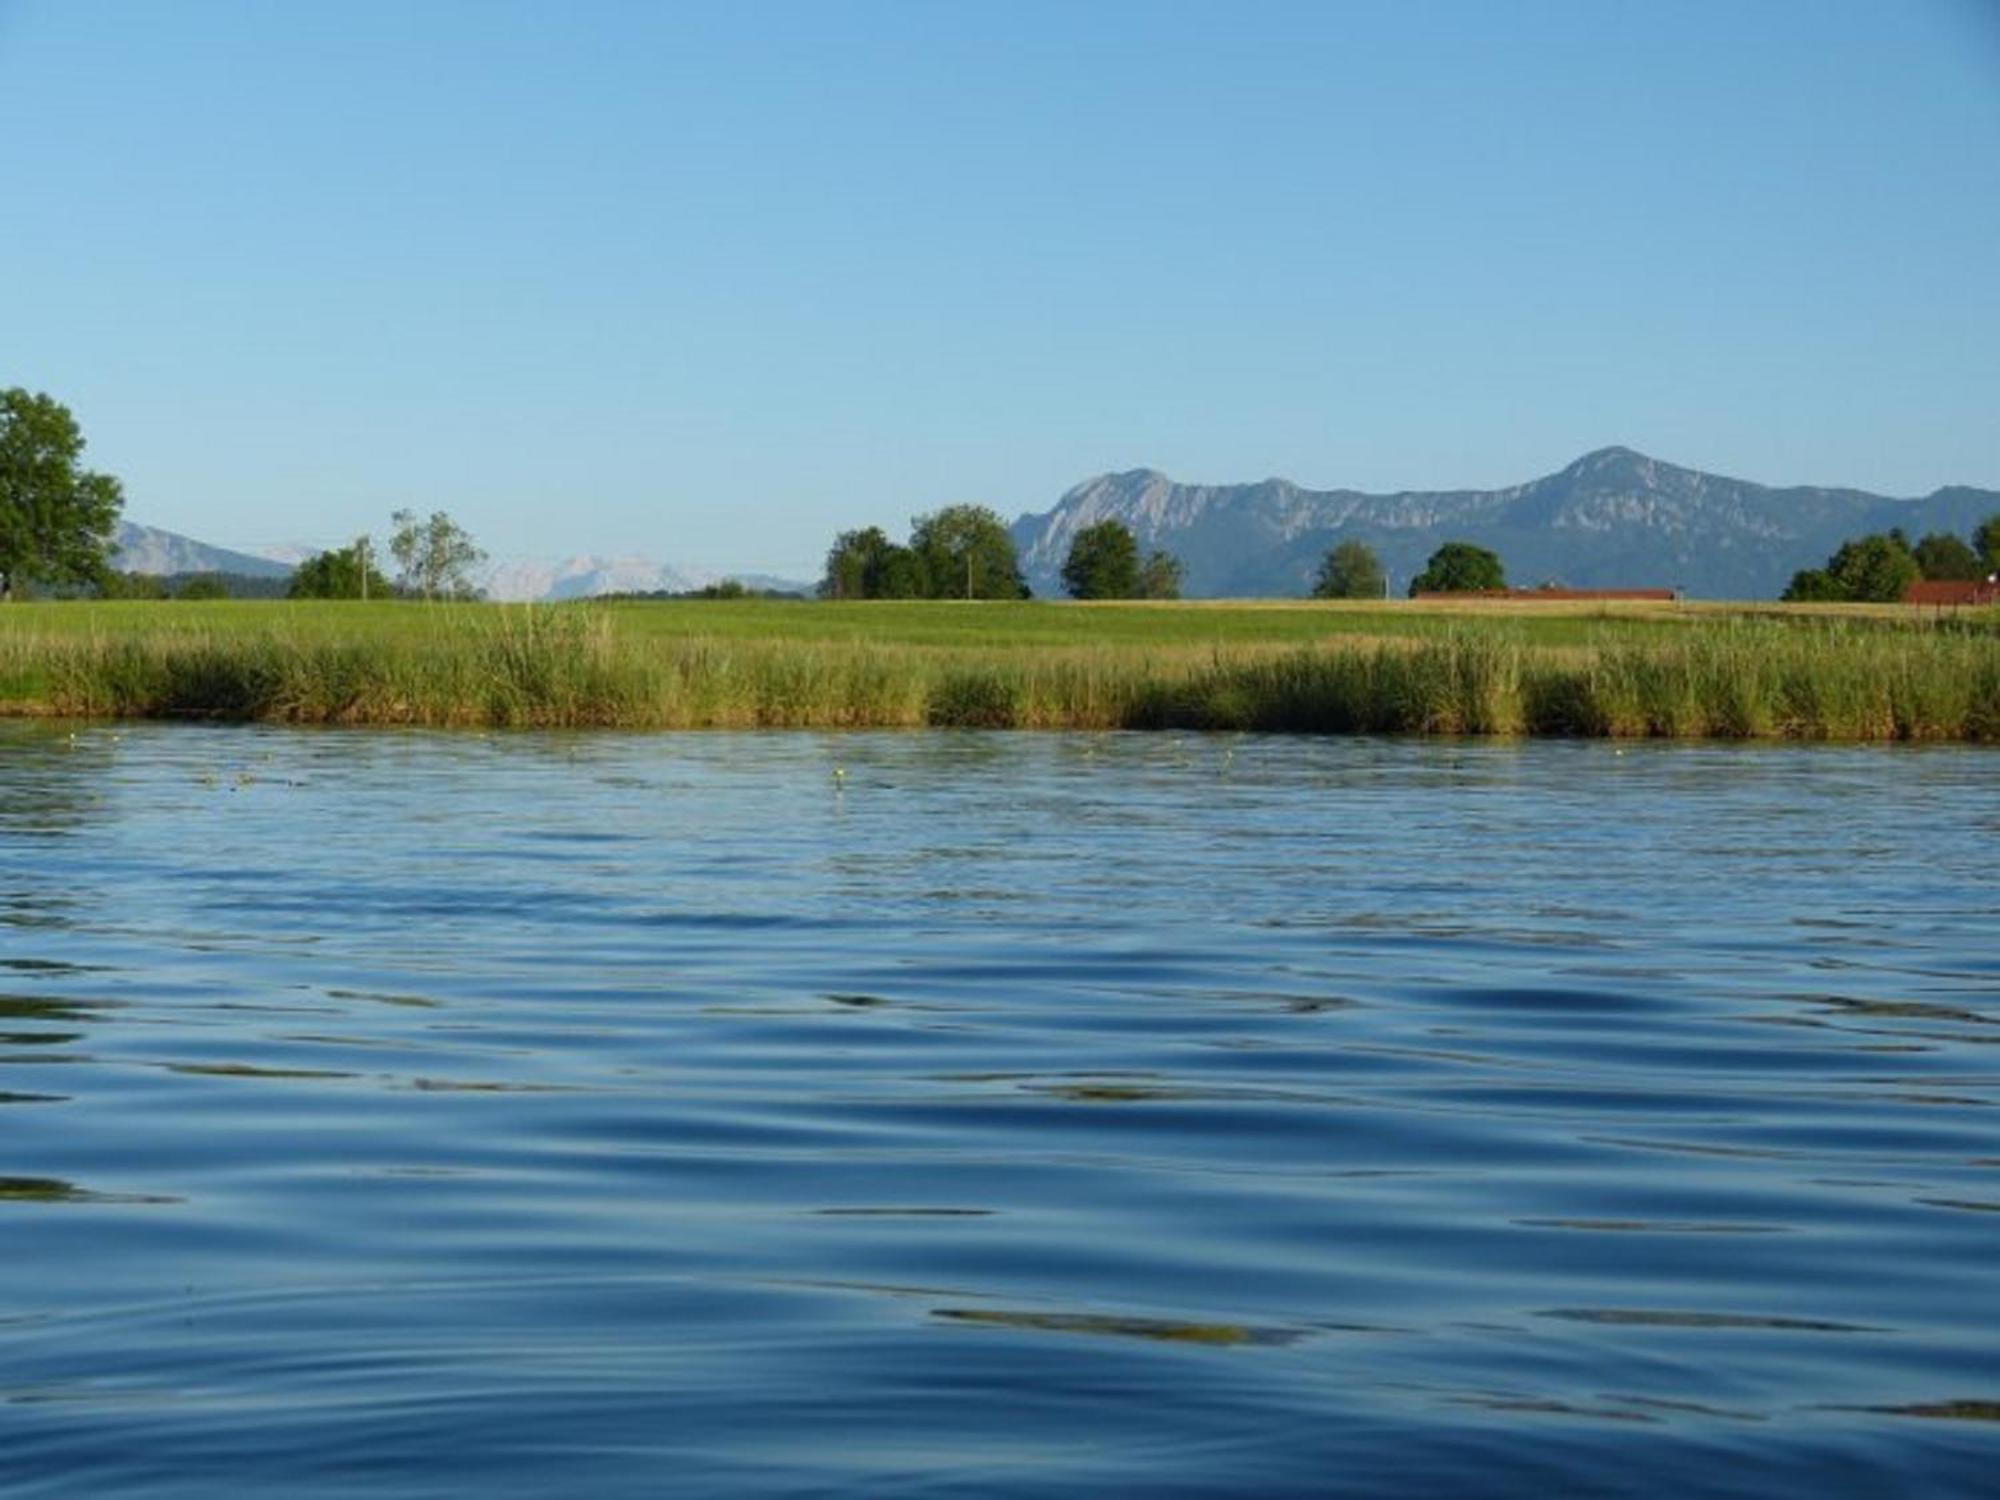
[1783,529,1922,602]
[390,509,486,600]
[1061,520,1141,599]
[819,526,927,600]
[1781,568,1846,603]
[1824,533,1918,602]
[1408,541,1505,596]
[1313,540,1385,599]
[1911,532,1983,582]
[820,506,1026,601]
[1136,550,1183,600]
[820,527,877,600]
[1975,514,2000,574]
[291,540,393,599]
[909,505,1029,600]
[0,389,125,601]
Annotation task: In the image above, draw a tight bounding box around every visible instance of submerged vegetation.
[1,599,1995,739]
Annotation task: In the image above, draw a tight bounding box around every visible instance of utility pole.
[356,535,372,602]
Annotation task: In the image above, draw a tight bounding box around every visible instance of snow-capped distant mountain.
[479,555,715,602]
[117,522,810,599]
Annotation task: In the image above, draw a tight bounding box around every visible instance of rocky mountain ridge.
[1010,447,1999,599]
[112,522,294,580]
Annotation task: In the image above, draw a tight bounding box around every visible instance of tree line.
[287,511,487,600]
[819,512,1506,602]
[1782,519,2000,603]
[820,506,1033,600]
[10,388,1997,608]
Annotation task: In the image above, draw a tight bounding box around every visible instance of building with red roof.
[1904,578,2000,608]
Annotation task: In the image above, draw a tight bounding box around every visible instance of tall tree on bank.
[1313,540,1385,599]
[1408,541,1505,596]
[909,505,1029,600]
[390,510,486,600]
[0,389,124,601]
[1061,520,1141,599]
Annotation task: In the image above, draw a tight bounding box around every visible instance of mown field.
[1,597,1996,739]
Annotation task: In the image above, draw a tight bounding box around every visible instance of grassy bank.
[1,599,1995,739]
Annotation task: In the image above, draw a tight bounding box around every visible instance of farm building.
[1904,578,2000,608]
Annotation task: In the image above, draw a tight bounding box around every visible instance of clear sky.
[4,1,1998,574]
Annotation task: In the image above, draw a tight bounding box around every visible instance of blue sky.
[3,1,1997,573]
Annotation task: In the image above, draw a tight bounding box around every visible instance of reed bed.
[0,605,1994,740]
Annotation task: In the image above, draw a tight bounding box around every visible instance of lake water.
[1,724,1996,1496]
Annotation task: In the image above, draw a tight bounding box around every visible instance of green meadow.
[1,597,1995,740]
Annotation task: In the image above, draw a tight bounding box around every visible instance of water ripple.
[1,725,1996,1496]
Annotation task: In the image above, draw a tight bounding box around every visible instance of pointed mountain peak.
[1564,444,1655,474]
[1548,446,1705,493]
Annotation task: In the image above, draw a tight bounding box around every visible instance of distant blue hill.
[111,522,813,601]
[1011,447,2000,599]
[113,522,293,579]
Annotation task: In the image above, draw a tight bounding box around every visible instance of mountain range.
[114,448,1999,602]
[1009,447,2000,599]
[111,523,809,601]
[113,522,294,580]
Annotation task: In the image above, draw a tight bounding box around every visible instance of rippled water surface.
[3,724,1997,1495]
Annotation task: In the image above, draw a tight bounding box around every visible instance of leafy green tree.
[1911,532,1983,582]
[1784,530,1923,602]
[1313,540,1385,599]
[819,526,927,599]
[1781,568,1847,602]
[1408,541,1505,596]
[873,545,927,598]
[0,389,125,601]
[176,573,230,600]
[1061,520,1141,599]
[1975,514,2000,574]
[1136,550,1184,600]
[820,527,876,600]
[1825,533,1919,602]
[390,509,486,600]
[909,505,1028,600]
[290,540,393,599]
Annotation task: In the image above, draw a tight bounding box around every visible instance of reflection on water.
[0,722,1996,1496]
[0,1176,179,1205]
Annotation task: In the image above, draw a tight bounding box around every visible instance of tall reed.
[2,608,1993,740]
